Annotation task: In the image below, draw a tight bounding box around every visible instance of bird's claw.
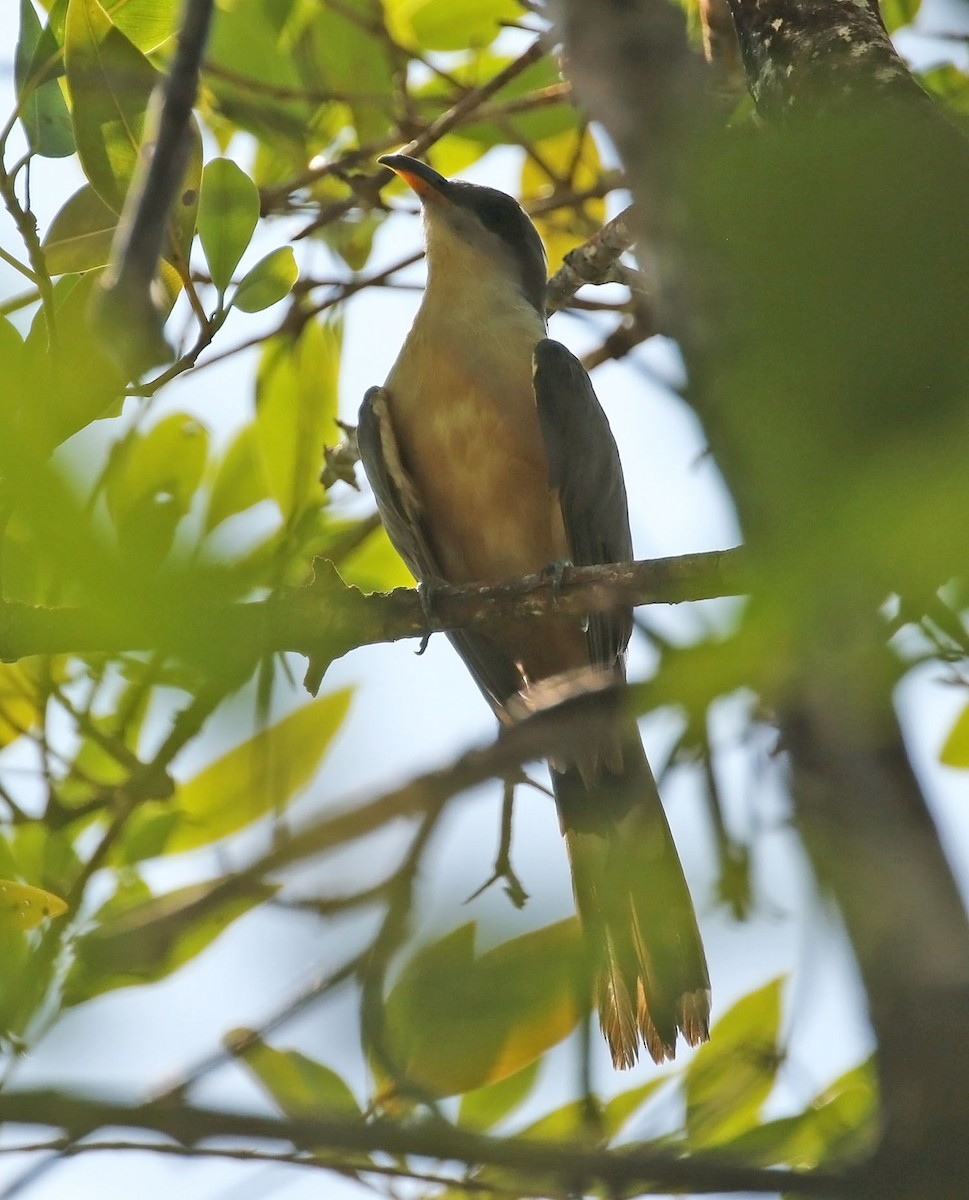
[415,578,438,655]
[541,558,572,597]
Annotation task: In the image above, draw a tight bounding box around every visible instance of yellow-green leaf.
[254,319,340,520]
[63,878,273,1004]
[65,0,158,212]
[105,0,180,51]
[0,880,68,930]
[386,0,522,51]
[166,689,352,853]
[198,157,260,294]
[232,246,298,313]
[232,1034,361,1119]
[43,184,118,274]
[17,0,74,158]
[685,977,785,1148]
[205,424,269,533]
[0,659,49,747]
[105,413,210,562]
[940,701,969,768]
[881,0,921,32]
[521,128,606,272]
[380,919,584,1098]
[458,1059,540,1130]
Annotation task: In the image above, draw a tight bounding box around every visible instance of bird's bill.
[378,154,450,203]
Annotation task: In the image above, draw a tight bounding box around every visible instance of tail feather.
[554,731,711,1068]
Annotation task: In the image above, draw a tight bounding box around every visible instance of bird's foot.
[541,558,572,597]
[415,577,439,655]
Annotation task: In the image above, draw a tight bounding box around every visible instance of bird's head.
[379,154,548,317]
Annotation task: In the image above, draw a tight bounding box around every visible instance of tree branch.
[0,1088,846,1197]
[0,548,745,669]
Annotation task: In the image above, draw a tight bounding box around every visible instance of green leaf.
[205,424,269,533]
[232,246,298,313]
[301,0,396,144]
[166,116,203,277]
[198,158,260,295]
[386,0,523,51]
[685,977,785,1148]
[0,659,48,747]
[64,0,159,212]
[63,877,274,1005]
[104,413,210,563]
[458,1059,540,1130]
[105,0,180,51]
[880,0,921,32]
[16,0,74,157]
[0,880,68,930]
[602,1075,669,1137]
[418,55,576,149]
[43,184,118,274]
[714,1059,878,1168]
[232,1034,361,1119]
[254,319,340,520]
[22,272,127,450]
[941,702,969,768]
[381,919,584,1098]
[166,689,352,853]
[204,0,315,149]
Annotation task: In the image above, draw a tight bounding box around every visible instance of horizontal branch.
[0,1088,846,1197]
[0,548,745,673]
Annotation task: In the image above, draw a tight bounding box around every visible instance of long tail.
[553,733,711,1068]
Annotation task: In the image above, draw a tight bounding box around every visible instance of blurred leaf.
[300,0,396,144]
[920,64,969,128]
[16,0,74,158]
[205,424,270,533]
[198,157,260,294]
[941,702,969,768]
[881,0,921,32]
[425,55,576,149]
[233,1034,361,1118]
[316,207,381,273]
[43,184,118,274]
[203,0,316,150]
[0,320,26,431]
[116,807,180,864]
[339,523,415,592]
[166,689,352,853]
[458,1059,540,1130]
[105,0,179,51]
[715,1059,878,1168]
[232,246,298,313]
[64,0,158,212]
[0,880,67,930]
[386,0,522,51]
[1,823,80,901]
[22,273,126,449]
[166,116,203,277]
[64,877,274,1004]
[685,977,785,1148]
[104,413,210,563]
[0,659,48,747]
[517,1094,587,1141]
[381,919,584,1098]
[602,1075,669,1136]
[254,318,340,520]
[522,128,605,272]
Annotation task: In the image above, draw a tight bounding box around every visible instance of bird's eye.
[476,196,525,239]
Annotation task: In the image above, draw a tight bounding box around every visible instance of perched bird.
[358,154,710,1067]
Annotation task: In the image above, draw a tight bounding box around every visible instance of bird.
[357,153,710,1068]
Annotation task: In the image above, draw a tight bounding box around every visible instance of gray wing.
[357,386,523,714]
[532,338,634,669]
